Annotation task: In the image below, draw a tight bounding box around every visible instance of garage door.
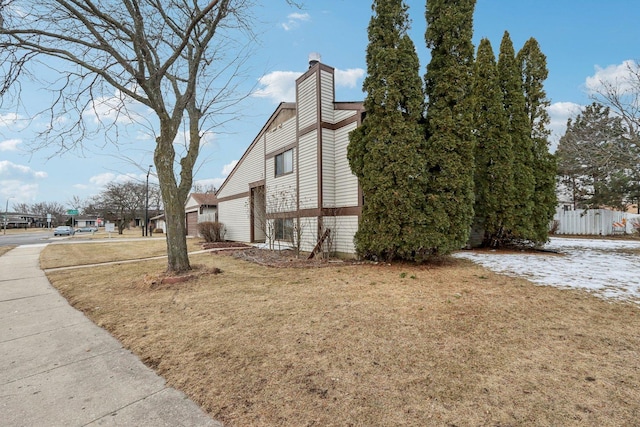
[186,211,198,237]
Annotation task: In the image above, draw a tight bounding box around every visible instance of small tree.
[498,31,535,241]
[423,0,477,255]
[198,221,226,242]
[348,0,428,261]
[94,181,145,234]
[557,102,636,210]
[472,38,514,247]
[518,37,557,243]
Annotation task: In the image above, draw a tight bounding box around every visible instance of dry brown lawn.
[0,246,15,256]
[43,244,640,427]
[40,238,203,269]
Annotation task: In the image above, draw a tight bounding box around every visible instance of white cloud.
[83,87,148,125]
[222,160,238,176]
[0,160,47,179]
[0,138,22,152]
[253,71,303,103]
[585,60,638,94]
[335,68,365,89]
[0,161,47,201]
[546,101,584,151]
[253,67,365,104]
[0,113,21,126]
[88,172,139,187]
[281,12,310,31]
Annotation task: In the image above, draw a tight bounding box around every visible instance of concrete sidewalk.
[0,245,221,427]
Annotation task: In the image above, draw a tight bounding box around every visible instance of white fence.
[553,208,640,236]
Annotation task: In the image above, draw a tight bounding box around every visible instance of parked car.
[76,226,98,233]
[53,226,75,236]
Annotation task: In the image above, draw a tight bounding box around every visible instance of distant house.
[150,213,166,234]
[216,59,364,255]
[74,217,99,228]
[185,193,218,237]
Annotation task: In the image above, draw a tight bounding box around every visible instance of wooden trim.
[216,192,249,203]
[249,179,265,189]
[321,114,360,131]
[316,68,323,211]
[335,102,365,110]
[297,123,317,138]
[291,206,362,218]
[265,142,297,160]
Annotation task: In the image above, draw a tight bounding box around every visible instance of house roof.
[190,193,218,206]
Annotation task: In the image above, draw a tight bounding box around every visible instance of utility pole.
[3,196,14,235]
[145,165,152,237]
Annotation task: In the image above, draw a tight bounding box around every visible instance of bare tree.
[0,1,297,272]
[30,201,67,224]
[94,181,145,234]
[589,60,640,140]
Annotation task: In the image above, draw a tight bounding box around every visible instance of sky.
[1,0,640,210]
[454,237,640,304]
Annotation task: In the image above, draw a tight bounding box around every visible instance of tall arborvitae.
[497,31,535,241]
[347,0,427,261]
[472,38,514,247]
[518,37,557,244]
[423,0,477,254]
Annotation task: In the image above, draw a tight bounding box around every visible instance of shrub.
[198,221,226,242]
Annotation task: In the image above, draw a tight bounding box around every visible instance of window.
[274,218,294,241]
[275,149,293,177]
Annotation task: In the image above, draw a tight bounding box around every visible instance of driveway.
[454,237,640,303]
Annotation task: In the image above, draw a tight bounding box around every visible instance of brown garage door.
[186,211,198,237]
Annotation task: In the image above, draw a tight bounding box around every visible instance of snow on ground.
[453,237,640,303]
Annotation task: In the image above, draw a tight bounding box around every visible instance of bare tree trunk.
[155,121,192,273]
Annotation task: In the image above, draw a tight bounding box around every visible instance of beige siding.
[218,197,250,242]
[265,149,297,215]
[184,195,199,212]
[299,216,318,253]
[265,116,296,154]
[217,137,265,199]
[323,215,358,254]
[298,130,318,209]
[320,70,334,124]
[322,128,335,208]
[297,74,317,129]
[334,122,359,207]
[334,109,357,123]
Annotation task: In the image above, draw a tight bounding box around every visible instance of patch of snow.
[453,237,640,303]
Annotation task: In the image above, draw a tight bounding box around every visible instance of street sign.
[67,209,79,215]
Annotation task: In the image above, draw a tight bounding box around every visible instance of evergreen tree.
[347,0,427,260]
[557,102,636,210]
[423,0,477,255]
[497,31,535,241]
[518,38,557,243]
[472,38,514,247]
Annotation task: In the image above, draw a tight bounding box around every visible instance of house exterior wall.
[217,137,265,199]
[298,130,318,210]
[333,122,359,207]
[297,73,317,130]
[322,128,336,208]
[265,116,296,153]
[320,70,334,123]
[218,196,251,242]
[215,61,363,255]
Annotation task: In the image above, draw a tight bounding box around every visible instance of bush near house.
[198,221,226,243]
